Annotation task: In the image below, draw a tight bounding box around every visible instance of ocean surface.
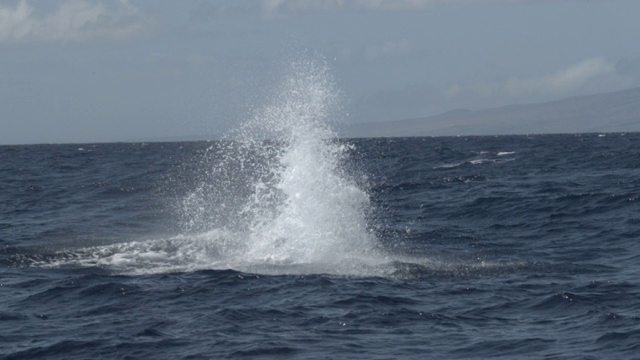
[2,61,640,359]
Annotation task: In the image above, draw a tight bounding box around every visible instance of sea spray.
[37,57,388,276]
[233,58,379,266]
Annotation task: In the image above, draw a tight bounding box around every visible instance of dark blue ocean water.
[1,134,640,359]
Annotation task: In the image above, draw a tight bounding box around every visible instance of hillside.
[342,87,640,137]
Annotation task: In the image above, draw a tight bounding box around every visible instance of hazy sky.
[2,0,640,144]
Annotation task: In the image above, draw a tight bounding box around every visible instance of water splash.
[233,58,380,267]
[36,57,391,276]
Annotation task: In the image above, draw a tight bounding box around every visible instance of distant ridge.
[342,87,640,137]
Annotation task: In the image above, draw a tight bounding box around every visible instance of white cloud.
[261,0,432,17]
[260,0,527,17]
[540,58,615,94]
[0,0,147,43]
[443,58,619,100]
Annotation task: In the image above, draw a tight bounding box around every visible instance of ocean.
[2,61,640,359]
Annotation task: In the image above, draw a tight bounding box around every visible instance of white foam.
[433,162,464,169]
[469,159,493,165]
[37,230,392,277]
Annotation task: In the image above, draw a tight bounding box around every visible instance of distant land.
[129,87,640,143]
[341,87,640,138]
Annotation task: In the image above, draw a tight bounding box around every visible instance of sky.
[1,0,640,144]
